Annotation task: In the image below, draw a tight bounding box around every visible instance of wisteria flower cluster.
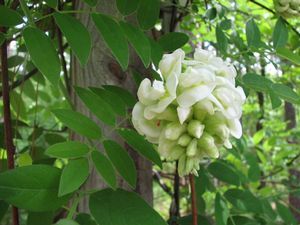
[132,47,246,176]
[274,0,300,17]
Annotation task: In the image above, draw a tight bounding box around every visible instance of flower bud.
[169,145,185,160]
[194,100,214,121]
[198,133,219,158]
[178,134,192,147]
[186,138,198,157]
[165,122,186,140]
[178,155,187,177]
[187,120,205,138]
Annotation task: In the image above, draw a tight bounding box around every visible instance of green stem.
[19,0,35,26]
[67,195,80,219]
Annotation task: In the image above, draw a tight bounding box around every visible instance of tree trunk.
[284,101,300,222]
[71,0,153,212]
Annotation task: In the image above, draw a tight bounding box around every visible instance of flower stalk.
[189,174,197,225]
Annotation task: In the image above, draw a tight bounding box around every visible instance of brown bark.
[71,0,153,212]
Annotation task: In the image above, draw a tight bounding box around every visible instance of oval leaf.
[23,27,61,85]
[75,87,115,125]
[91,150,117,189]
[118,128,162,168]
[89,87,127,116]
[137,0,160,30]
[208,160,241,186]
[92,13,129,70]
[45,141,90,158]
[242,73,273,92]
[102,85,136,107]
[158,32,189,52]
[0,6,23,27]
[59,158,89,196]
[116,0,139,15]
[215,193,229,225]
[246,18,261,48]
[273,17,288,49]
[271,83,300,104]
[75,213,98,225]
[103,140,137,188]
[276,47,300,65]
[0,165,70,211]
[54,13,91,66]
[89,189,168,225]
[120,21,151,67]
[53,109,102,139]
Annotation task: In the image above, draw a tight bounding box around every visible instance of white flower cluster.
[132,47,246,176]
[274,0,300,17]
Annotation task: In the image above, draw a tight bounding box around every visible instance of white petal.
[177,84,215,108]
[137,78,165,105]
[159,49,185,80]
[177,107,192,124]
[179,67,215,88]
[228,118,242,138]
[144,96,175,120]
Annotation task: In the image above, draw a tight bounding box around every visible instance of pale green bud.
[198,133,219,158]
[194,100,214,121]
[185,157,195,175]
[187,120,205,139]
[165,122,186,140]
[168,145,185,160]
[186,138,198,157]
[178,134,192,147]
[178,155,187,177]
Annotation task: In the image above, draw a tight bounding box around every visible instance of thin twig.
[189,174,197,225]
[153,170,173,197]
[0,2,19,223]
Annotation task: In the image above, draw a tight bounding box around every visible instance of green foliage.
[103,140,137,188]
[54,13,91,66]
[0,6,23,27]
[91,150,117,189]
[23,27,61,85]
[158,32,189,52]
[89,189,168,225]
[137,0,160,30]
[58,158,89,196]
[0,165,70,211]
[45,141,90,158]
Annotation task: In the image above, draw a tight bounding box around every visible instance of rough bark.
[71,0,152,212]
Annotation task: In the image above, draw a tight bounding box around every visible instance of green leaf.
[149,38,163,67]
[0,6,23,27]
[91,150,117,189]
[103,85,136,107]
[53,109,102,139]
[205,7,217,20]
[215,193,229,225]
[269,89,282,109]
[271,83,300,104]
[103,140,137,188]
[27,212,54,225]
[59,158,89,196]
[276,202,297,225]
[276,47,300,65]
[227,216,257,225]
[89,87,127,116]
[92,13,129,70]
[120,22,151,67]
[0,201,8,222]
[242,73,273,92]
[216,25,228,54]
[75,213,97,225]
[54,13,91,66]
[262,199,277,221]
[23,27,61,85]
[89,189,168,225]
[0,165,70,211]
[246,18,261,48]
[116,0,139,15]
[44,0,57,8]
[224,189,262,213]
[118,128,162,168]
[273,17,288,49]
[8,55,25,68]
[244,152,260,182]
[82,0,97,7]
[0,32,5,46]
[75,87,115,125]
[158,32,189,52]
[208,160,241,186]
[45,141,90,158]
[137,0,160,30]
[56,219,80,225]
